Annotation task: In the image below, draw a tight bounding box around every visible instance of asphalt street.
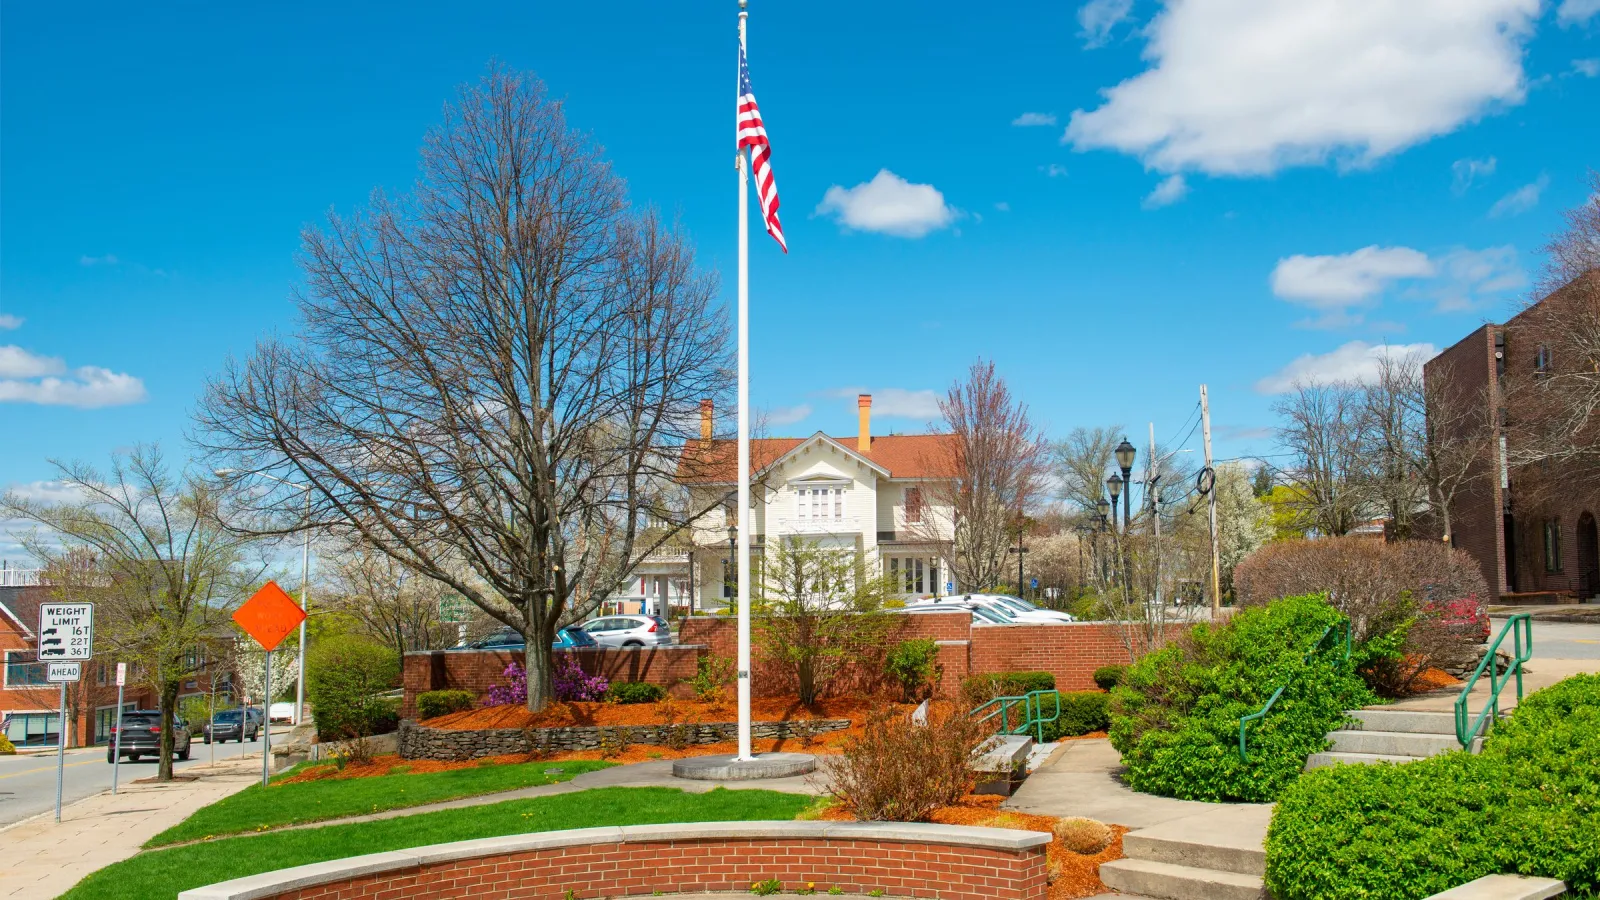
[0,726,291,828]
[1498,616,1600,660]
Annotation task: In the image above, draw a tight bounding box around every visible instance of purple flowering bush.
[484,662,527,707]
[483,657,609,706]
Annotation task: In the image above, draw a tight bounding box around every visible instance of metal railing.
[1455,613,1533,748]
[1238,619,1352,762]
[971,689,1061,743]
[0,568,42,587]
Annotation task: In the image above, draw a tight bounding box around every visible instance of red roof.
[677,433,959,484]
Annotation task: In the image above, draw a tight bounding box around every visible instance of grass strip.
[145,758,614,847]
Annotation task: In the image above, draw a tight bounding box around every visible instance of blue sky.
[2,1,1598,560]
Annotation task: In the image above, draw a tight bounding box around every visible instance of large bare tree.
[1273,382,1371,537]
[322,544,459,658]
[195,67,732,711]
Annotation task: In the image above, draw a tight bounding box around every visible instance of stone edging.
[398,717,851,760]
[176,821,1052,900]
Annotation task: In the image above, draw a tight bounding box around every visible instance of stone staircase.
[1307,708,1479,769]
[1099,806,1272,900]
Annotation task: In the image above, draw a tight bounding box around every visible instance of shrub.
[0,734,15,755]
[485,662,528,707]
[1039,691,1111,741]
[1092,665,1126,691]
[688,654,734,703]
[1054,817,1114,855]
[416,690,476,720]
[826,705,991,822]
[305,636,401,741]
[605,681,666,704]
[883,639,941,701]
[1234,537,1489,694]
[1109,594,1385,802]
[178,695,235,730]
[552,655,609,701]
[1266,674,1600,900]
[961,671,1056,704]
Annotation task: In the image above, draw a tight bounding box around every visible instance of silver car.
[582,614,675,648]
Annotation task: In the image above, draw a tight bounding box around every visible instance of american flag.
[737,35,786,253]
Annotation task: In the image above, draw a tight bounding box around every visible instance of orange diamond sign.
[233,580,307,651]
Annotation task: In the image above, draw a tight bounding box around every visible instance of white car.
[582,614,676,648]
[896,600,1016,625]
[907,594,1074,624]
[268,702,296,724]
[983,593,1077,623]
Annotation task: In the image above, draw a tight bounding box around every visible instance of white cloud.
[1488,175,1548,217]
[1421,245,1524,311]
[78,254,119,266]
[1012,112,1058,127]
[1575,59,1600,78]
[1064,0,1539,176]
[1451,156,1497,193]
[829,388,942,421]
[1143,174,1189,208]
[815,170,957,238]
[1558,0,1600,25]
[1040,164,1069,178]
[1270,246,1435,325]
[994,201,1011,212]
[0,314,21,330]
[0,345,147,408]
[1078,0,1135,48]
[1255,341,1438,393]
[764,404,813,427]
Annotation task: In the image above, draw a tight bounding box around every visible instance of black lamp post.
[726,525,738,611]
[1094,496,1112,585]
[1106,472,1124,532]
[1114,438,1137,531]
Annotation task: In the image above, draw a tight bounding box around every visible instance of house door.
[1579,512,1599,599]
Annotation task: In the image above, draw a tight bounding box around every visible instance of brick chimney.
[700,399,714,446]
[858,394,872,453]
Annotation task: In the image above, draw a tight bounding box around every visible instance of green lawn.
[66,787,814,900]
[146,758,615,847]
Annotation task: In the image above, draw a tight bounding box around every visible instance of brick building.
[1426,274,1600,602]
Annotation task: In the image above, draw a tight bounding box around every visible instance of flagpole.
[735,0,754,762]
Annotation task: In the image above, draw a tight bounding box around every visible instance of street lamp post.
[1114,439,1137,532]
[216,469,312,727]
[726,525,738,611]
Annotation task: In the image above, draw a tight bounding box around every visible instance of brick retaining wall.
[176,822,1051,900]
[397,717,853,761]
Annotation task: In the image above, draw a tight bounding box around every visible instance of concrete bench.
[973,734,1033,796]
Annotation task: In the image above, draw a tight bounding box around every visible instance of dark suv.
[107,711,193,763]
[202,707,263,744]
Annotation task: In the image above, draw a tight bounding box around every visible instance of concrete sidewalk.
[0,758,261,900]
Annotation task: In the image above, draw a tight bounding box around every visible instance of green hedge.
[1109,594,1386,802]
[1092,665,1126,691]
[1266,674,1600,900]
[604,682,666,704]
[1039,691,1111,741]
[416,690,477,720]
[961,671,1056,704]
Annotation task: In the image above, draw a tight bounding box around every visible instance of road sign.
[1030,578,1039,590]
[439,592,468,624]
[233,580,307,651]
[116,662,127,686]
[46,662,81,683]
[38,603,94,661]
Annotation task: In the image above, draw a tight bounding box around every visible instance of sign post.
[39,603,92,824]
[232,581,306,788]
[112,662,126,795]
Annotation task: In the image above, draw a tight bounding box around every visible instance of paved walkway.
[0,757,261,900]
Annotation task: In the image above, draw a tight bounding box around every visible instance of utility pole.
[1202,384,1221,620]
[1149,423,1161,609]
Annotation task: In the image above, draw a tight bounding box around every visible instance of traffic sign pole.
[261,650,272,788]
[55,682,66,822]
[112,682,125,794]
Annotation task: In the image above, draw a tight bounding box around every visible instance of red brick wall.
[968,623,1133,691]
[402,646,705,718]
[263,836,1047,900]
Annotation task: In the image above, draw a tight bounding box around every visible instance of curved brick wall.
[176,821,1051,900]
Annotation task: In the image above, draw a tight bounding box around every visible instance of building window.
[1,712,61,747]
[1535,344,1552,379]
[795,486,844,522]
[3,651,48,688]
[904,487,924,524]
[1545,518,1563,573]
[886,557,925,593]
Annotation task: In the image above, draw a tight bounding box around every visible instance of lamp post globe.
[1114,439,1136,530]
[1106,472,1124,501]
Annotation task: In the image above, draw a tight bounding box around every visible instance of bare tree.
[195,67,732,712]
[1411,359,1495,544]
[1273,382,1371,536]
[1358,354,1430,541]
[914,360,1047,591]
[1054,426,1122,514]
[1,447,268,780]
[323,544,458,657]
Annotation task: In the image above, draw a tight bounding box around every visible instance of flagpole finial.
[739,0,747,9]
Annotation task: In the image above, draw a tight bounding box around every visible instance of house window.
[1535,344,1552,379]
[904,487,924,524]
[886,557,925,593]
[1545,519,1563,573]
[3,651,48,688]
[796,486,844,522]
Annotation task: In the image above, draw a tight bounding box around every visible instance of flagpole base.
[671,752,817,781]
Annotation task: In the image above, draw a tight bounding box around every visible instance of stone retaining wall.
[177,822,1052,900]
[397,717,852,761]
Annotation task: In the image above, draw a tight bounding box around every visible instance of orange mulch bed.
[279,752,534,784]
[819,794,1127,900]
[420,696,906,731]
[1406,666,1463,693]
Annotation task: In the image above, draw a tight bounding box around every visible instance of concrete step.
[1307,750,1423,769]
[1328,729,1472,758]
[1099,858,1268,900]
[1424,874,1567,899]
[1121,822,1266,878]
[1348,709,1458,735]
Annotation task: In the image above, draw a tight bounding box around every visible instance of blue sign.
[946,582,954,593]
[1030,578,1039,589]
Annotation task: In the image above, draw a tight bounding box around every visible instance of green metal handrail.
[1455,613,1533,748]
[1238,619,1352,762]
[971,689,1062,743]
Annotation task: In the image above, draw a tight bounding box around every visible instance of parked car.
[107,710,192,763]
[468,626,599,652]
[907,594,1073,624]
[202,707,262,744]
[553,626,600,649]
[895,599,1016,625]
[982,593,1077,623]
[268,702,296,724]
[582,614,675,648]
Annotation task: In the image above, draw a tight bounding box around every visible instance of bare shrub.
[1054,817,1114,854]
[826,706,991,822]
[1234,537,1489,693]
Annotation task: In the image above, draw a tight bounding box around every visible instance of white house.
[657,394,959,612]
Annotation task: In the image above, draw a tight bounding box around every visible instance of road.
[1491,616,1600,660]
[0,727,291,828]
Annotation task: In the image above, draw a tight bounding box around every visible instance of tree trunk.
[158,680,179,782]
[798,658,816,706]
[524,633,554,713]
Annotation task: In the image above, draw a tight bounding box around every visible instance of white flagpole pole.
[735,0,754,762]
